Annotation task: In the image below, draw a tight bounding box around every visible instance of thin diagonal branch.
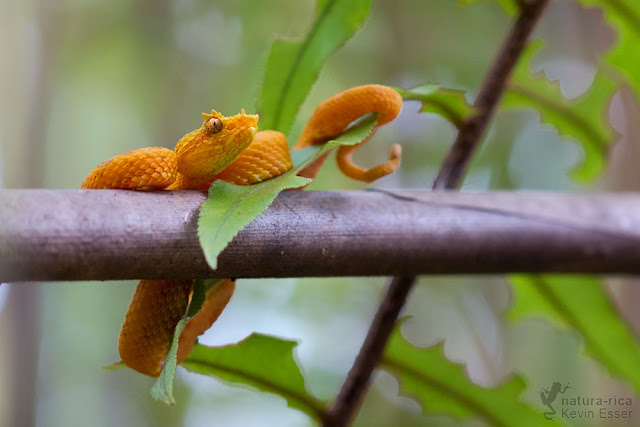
[322,276,414,426]
[322,1,550,425]
[433,0,550,190]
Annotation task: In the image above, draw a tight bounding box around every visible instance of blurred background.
[1,0,639,426]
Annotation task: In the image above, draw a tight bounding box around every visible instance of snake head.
[175,109,258,179]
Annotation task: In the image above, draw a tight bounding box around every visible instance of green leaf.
[198,116,376,270]
[502,41,618,182]
[151,279,207,405]
[576,0,640,100]
[258,0,372,134]
[150,319,189,405]
[182,333,326,421]
[394,84,476,129]
[509,275,640,396]
[198,176,310,271]
[187,279,207,317]
[383,324,551,426]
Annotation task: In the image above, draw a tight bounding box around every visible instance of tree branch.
[433,0,550,190]
[323,1,550,425]
[4,189,640,281]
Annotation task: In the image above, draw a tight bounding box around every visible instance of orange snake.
[82,84,402,376]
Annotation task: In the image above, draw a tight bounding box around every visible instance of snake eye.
[205,117,223,134]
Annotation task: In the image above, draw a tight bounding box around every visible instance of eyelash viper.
[81,84,403,377]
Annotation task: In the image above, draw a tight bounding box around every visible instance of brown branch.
[5,189,640,281]
[433,0,549,190]
[322,276,414,426]
[323,1,550,425]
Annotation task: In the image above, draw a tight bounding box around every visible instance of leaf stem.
[323,1,550,425]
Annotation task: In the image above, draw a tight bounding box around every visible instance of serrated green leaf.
[322,114,377,147]
[383,324,551,426]
[258,0,372,134]
[503,41,618,182]
[509,275,640,396]
[577,0,640,99]
[458,0,519,15]
[151,279,207,405]
[198,116,376,270]
[182,333,326,420]
[394,84,476,129]
[198,175,311,270]
[150,318,189,405]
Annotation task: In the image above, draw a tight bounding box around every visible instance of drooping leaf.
[458,0,519,16]
[577,0,640,100]
[258,0,372,135]
[151,279,207,405]
[182,333,327,421]
[502,41,618,182]
[198,116,376,270]
[150,318,190,405]
[383,323,551,426]
[509,275,640,396]
[394,84,476,129]
[198,175,309,270]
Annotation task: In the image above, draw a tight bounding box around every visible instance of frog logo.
[539,382,571,420]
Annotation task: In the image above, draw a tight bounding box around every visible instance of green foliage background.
[1,0,640,426]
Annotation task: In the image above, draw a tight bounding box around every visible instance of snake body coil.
[82,84,402,376]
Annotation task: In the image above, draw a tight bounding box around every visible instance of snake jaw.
[175,110,258,179]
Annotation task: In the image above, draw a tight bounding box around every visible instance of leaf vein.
[182,357,327,420]
[381,356,509,427]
